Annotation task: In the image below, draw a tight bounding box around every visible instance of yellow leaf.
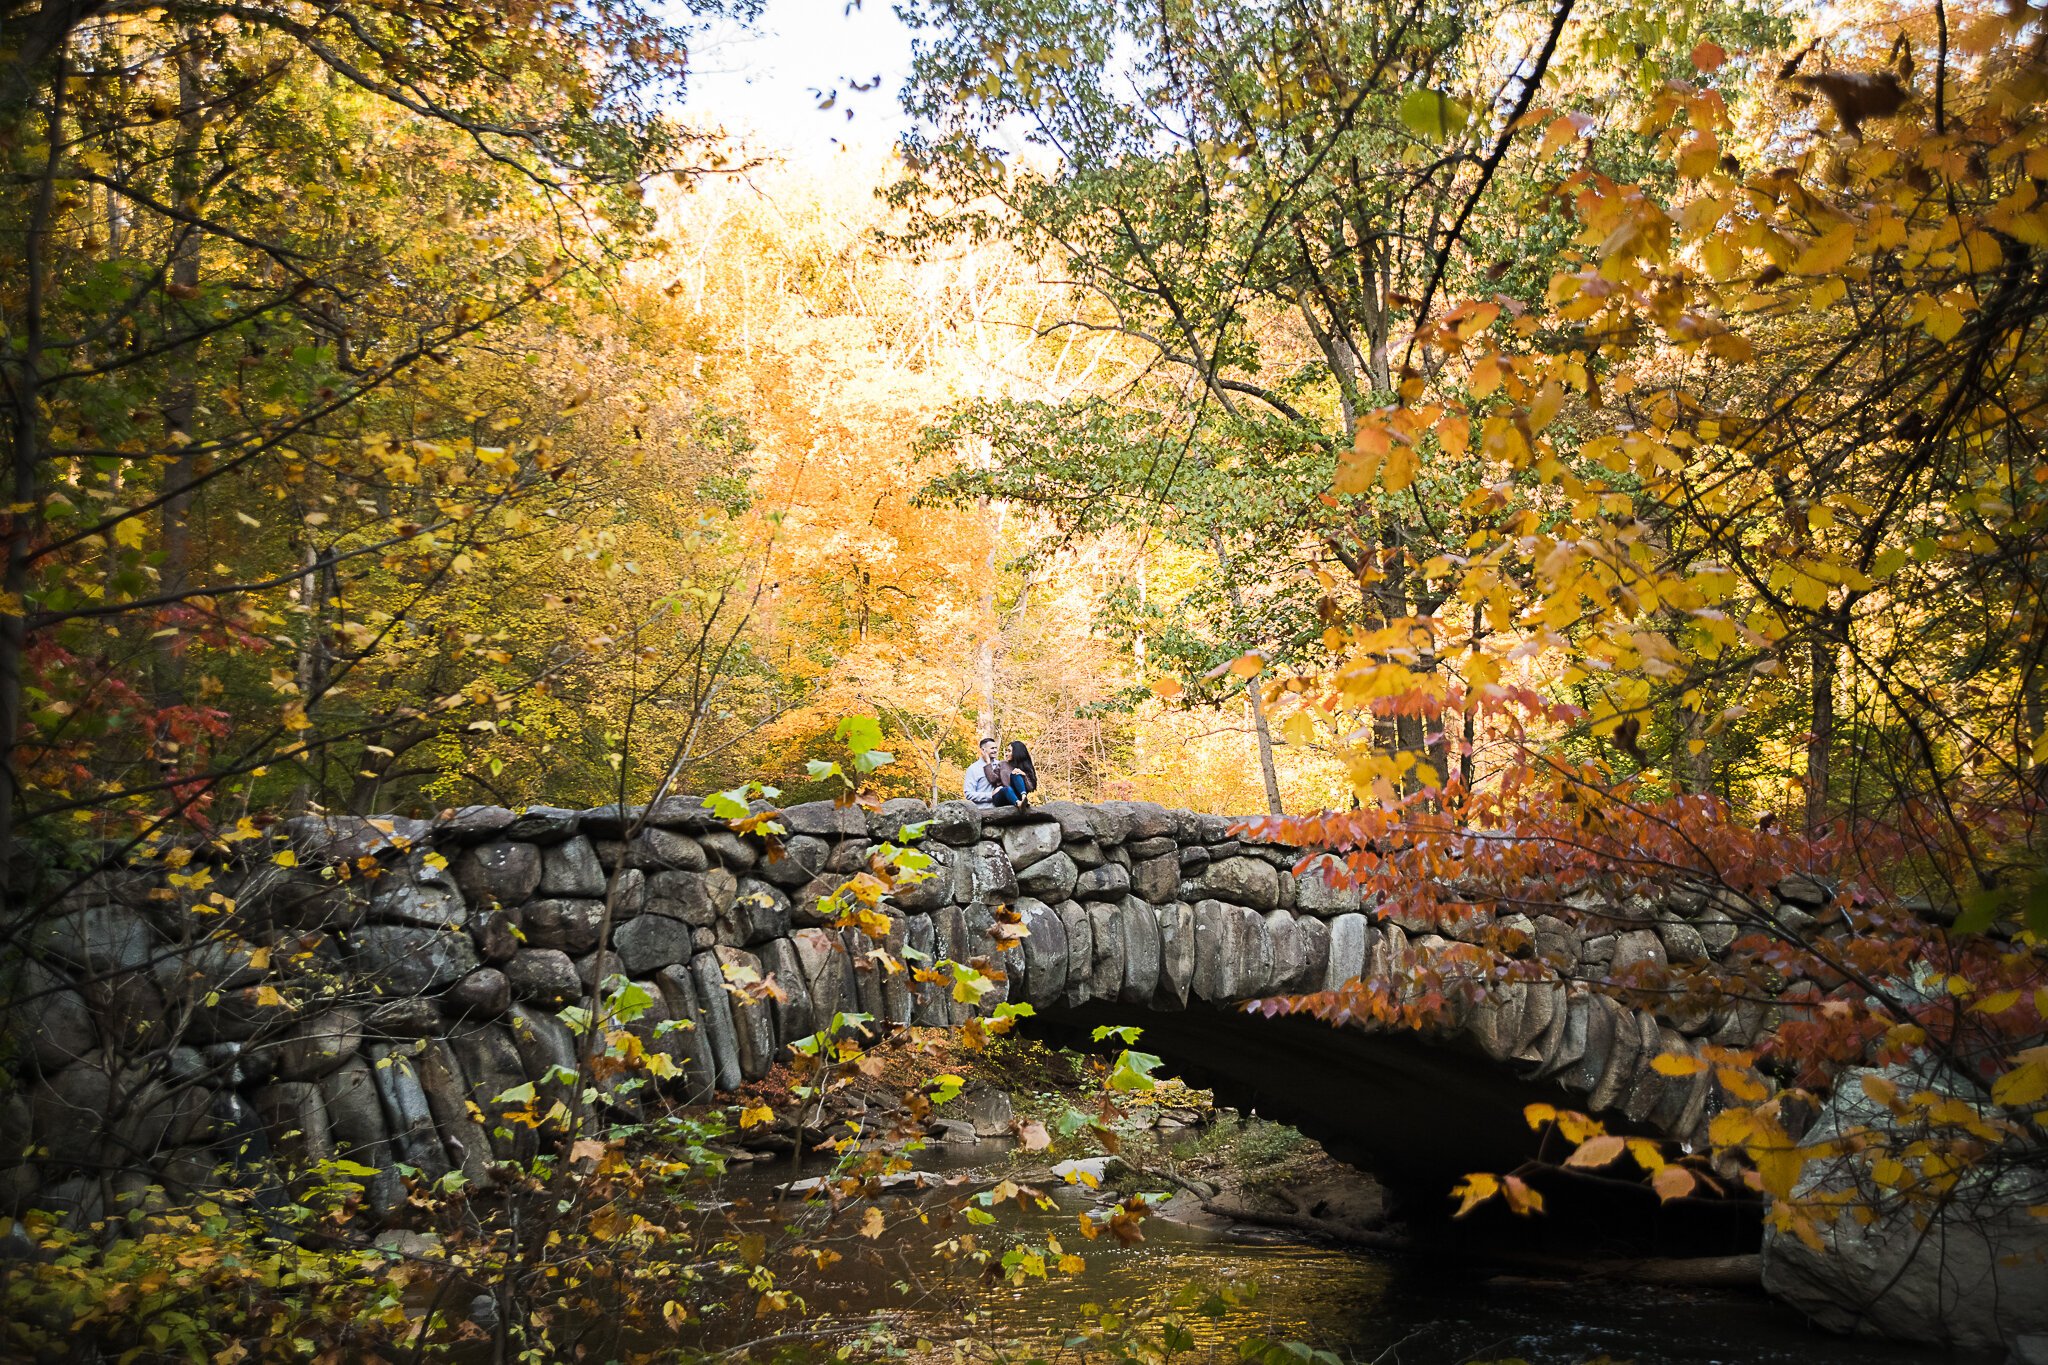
[859,1207,886,1240]
[1651,1051,1707,1077]
[253,985,286,1008]
[1470,355,1503,399]
[1972,991,2022,1015]
[1228,653,1263,678]
[739,1104,775,1129]
[1992,1059,2048,1109]
[246,946,271,970]
[1792,223,1857,276]
[1716,1065,1771,1102]
[1709,1108,1756,1147]
[1450,1172,1499,1216]
[271,849,299,868]
[113,516,147,550]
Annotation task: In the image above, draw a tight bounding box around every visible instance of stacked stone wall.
[0,794,1830,1226]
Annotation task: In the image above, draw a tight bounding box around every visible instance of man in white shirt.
[963,736,1003,807]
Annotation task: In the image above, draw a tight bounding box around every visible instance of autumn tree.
[0,0,748,900]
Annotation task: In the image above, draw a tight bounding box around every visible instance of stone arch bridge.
[2,795,1806,1222]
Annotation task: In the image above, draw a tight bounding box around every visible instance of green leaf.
[1108,1048,1163,1093]
[706,786,752,819]
[835,714,885,755]
[1091,1024,1143,1045]
[492,1082,538,1104]
[1398,88,1470,140]
[1953,889,2002,935]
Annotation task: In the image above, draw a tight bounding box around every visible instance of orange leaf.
[1652,1165,1698,1202]
[1565,1134,1627,1169]
[1690,40,1726,72]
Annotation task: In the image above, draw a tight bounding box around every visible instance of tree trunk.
[975,506,1005,742]
[1211,527,1283,815]
[1,52,65,899]
[156,44,205,704]
[1680,695,1714,796]
[1807,626,1836,835]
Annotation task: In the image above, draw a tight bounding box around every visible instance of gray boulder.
[645,870,720,925]
[523,898,605,954]
[1017,851,1078,902]
[1058,901,1093,1009]
[1762,1064,2048,1355]
[781,801,867,838]
[539,837,607,898]
[412,1038,491,1185]
[1153,902,1196,1009]
[1117,898,1161,1004]
[318,1058,404,1216]
[1324,913,1372,991]
[1293,858,1363,915]
[467,903,520,964]
[252,1080,334,1166]
[1076,862,1131,899]
[929,801,983,846]
[1015,898,1069,1008]
[650,968,716,1103]
[353,924,479,996]
[32,904,154,973]
[4,959,96,1072]
[615,913,694,976]
[627,829,707,872]
[448,1023,533,1159]
[718,878,790,945]
[757,937,818,1052]
[455,841,542,908]
[704,945,770,1080]
[968,841,1020,902]
[757,834,828,888]
[1192,899,1247,1003]
[688,953,745,1090]
[1129,854,1178,904]
[869,798,933,843]
[504,948,580,1007]
[1085,903,1125,1004]
[1200,856,1281,911]
[698,829,757,869]
[444,967,512,1018]
[367,1043,450,1180]
[1000,821,1062,870]
[889,844,954,912]
[267,1008,364,1080]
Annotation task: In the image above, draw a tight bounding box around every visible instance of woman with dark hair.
[1003,740,1038,807]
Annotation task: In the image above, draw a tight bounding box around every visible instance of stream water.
[726,1139,1992,1365]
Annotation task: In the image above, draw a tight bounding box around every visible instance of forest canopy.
[4,0,2048,1357]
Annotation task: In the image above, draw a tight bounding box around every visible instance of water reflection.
[732,1143,1981,1365]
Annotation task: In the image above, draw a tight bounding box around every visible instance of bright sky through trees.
[684,0,915,159]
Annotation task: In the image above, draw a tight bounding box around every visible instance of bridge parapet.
[2,796,1804,1221]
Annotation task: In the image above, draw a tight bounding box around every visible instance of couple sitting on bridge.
[963,736,1037,809]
